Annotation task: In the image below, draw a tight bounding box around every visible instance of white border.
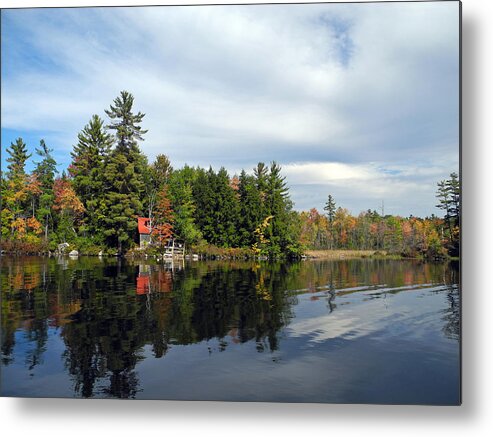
[1,0,492,436]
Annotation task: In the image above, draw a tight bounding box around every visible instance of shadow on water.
[1,257,459,402]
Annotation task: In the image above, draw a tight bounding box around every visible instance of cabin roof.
[138,217,151,235]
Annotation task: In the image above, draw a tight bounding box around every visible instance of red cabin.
[138,217,152,248]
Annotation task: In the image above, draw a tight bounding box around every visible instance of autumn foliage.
[298,207,447,258]
[53,177,85,218]
[1,92,459,258]
[152,185,174,243]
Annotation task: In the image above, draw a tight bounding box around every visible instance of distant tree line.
[0,91,460,258]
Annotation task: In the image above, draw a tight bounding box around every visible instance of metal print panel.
[0,1,461,404]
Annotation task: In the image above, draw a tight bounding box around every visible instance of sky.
[0,1,460,217]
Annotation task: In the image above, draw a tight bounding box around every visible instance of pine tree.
[214,167,240,247]
[101,152,145,252]
[324,195,336,223]
[169,167,202,245]
[436,180,451,232]
[33,139,58,241]
[324,194,337,249]
[144,154,173,224]
[238,170,262,247]
[1,138,31,238]
[70,114,113,240]
[150,154,173,187]
[436,172,460,256]
[264,161,291,256]
[105,90,147,153]
[6,138,31,177]
[101,91,148,253]
[34,140,57,188]
[254,162,269,219]
[447,172,460,227]
[71,115,112,197]
[192,167,216,244]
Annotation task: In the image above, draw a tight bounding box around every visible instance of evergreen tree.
[144,154,173,225]
[6,137,31,177]
[253,162,268,190]
[192,167,216,244]
[447,172,460,226]
[324,195,336,223]
[254,162,269,219]
[436,180,451,233]
[101,91,148,253]
[1,138,31,238]
[150,154,173,187]
[169,167,202,245]
[324,194,337,249]
[213,167,240,247]
[191,167,241,247]
[101,153,145,252]
[34,140,57,188]
[264,161,291,256]
[436,172,460,256]
[238,170,262,246]
[105,91,148,152]
[70,114,113,241]
[33,139,58,241]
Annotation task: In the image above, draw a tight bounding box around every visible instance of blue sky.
[1,2,460,217]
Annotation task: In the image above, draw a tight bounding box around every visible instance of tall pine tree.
[264,161,292,256]
[324,195,336,223]
[324,194,336,249]
[70,114,113,241]
[436,172,460,256]
[238,170,262,247]
[169,166,202,245]
[214,167,240,247]
[101,91,148,253]
[6,137,31,177]
[33,139,58,241]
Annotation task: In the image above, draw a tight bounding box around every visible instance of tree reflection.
[1,257,461,398]
[442,284,460,341]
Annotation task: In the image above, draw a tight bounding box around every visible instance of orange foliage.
[230,175,240,192]
[26,174,43,197]
[154,185,174,243]
[26,216,43,235]
[53,177,85,216]
[402,221,412,239]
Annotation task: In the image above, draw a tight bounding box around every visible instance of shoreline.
[0,249,455,262]
[304,249,393,260]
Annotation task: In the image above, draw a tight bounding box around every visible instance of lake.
[0,256,460,404]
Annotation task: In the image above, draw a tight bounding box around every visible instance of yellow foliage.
[252,215,274,254]
[11,217,27,237]
[27,217,43,235]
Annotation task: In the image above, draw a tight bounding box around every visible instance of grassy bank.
[0,240,49,255]
[191,244,255,259]
[304,249,401,260]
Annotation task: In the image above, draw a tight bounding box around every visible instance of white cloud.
[1,2,459,216]
[283,162,374,183]
[281,159,455,216]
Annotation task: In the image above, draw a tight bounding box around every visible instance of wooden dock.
[163,239,185,260]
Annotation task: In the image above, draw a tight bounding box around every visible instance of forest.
[1,91,460,259]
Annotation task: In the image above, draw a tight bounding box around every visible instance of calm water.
[0,257,460,404]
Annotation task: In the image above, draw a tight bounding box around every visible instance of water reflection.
[1,257,460,401]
